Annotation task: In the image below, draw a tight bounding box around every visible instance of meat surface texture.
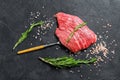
[55,12,97,53]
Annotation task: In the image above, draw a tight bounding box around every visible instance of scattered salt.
[90,41,108,57]
[107,23,112,27]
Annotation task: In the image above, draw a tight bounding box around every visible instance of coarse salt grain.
[98,69,101,72]
[104,61,107,64]
[115,44,117,46]
[32,35,35,37]
[89,69,92,71]
[77,70,80,72]
[101,18,104,21]
[56,47,59,50]
[39,38,42,41]
[103,25,107,28]
[80,75,83,78]
[105,36,108,39]
[97,56,104,62]
[35,36,37,39]
[96,73,99,75]
[111,56,114,59]
[111,50,115,54]
[37,29,40,32]
[97,21,99,23]
[35,16,38,18]
[106,31,108,33]
[30,43,33,45]
[98,35,102,39]
[85,54,89,58]
[42,6,44,8]
[36,12,41,16]
[37,33,40,35]
[25,26,27,28]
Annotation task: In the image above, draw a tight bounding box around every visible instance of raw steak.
[55,12,97,53]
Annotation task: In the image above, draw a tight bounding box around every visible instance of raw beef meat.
[55,12,97,53]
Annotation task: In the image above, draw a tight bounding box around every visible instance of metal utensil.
[17,42,60,55]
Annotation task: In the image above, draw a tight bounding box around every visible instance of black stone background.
[0,0,120,80]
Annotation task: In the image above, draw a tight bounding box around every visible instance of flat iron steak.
[55,12,97,53]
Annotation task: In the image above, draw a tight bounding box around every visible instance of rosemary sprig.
[13,21,44,49]
[66,22,87,43]
[39,56,97,68]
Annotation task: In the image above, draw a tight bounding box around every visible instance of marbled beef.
[55,12,97,53]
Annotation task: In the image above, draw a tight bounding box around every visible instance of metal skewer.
[17,42,60,55]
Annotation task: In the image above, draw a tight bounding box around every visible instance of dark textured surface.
[0,0,120,80]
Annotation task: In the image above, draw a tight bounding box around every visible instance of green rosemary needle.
[66,22,87,43]
[13,21,44,49]
[39,56,97,68]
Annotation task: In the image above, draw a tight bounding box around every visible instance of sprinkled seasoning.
[31,19,54,43]
[26,10,55,47]
[38,19,54,35]
[90,41,109,57]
